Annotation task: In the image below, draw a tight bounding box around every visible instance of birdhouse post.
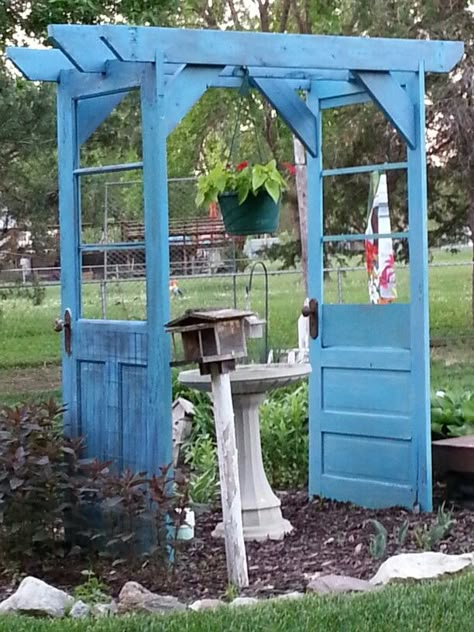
[166,308,253,588]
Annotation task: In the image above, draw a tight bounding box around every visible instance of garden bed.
[101,489,474,602]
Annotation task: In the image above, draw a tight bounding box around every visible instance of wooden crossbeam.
[79,24,465,73]
[6,48,74,81]
[354,71,416,149]
[49,27,117,72]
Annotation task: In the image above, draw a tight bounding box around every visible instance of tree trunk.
[293,137,308,295]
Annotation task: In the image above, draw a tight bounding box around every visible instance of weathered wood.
[293,137,308,294]
[210,369,248,588]
[47,24,464,74]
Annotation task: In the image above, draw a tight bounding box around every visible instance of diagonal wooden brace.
[354,71,416,149]
[251,77,318,157]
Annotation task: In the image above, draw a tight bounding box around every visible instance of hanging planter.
[195,160,286,236]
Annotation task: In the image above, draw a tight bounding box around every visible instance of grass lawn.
[0,249,472,396]
[0,573,472,631]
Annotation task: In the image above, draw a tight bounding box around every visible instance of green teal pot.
[218,190,280,236]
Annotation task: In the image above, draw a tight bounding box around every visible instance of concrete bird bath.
[179,363,311,541]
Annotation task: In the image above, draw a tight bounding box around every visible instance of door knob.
[54,319,63,332]
[54,309,72,355]
[301,298,319,340]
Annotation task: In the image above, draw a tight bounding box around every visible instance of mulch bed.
[105,487,474,602]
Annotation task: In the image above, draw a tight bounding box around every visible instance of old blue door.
[57,66,172,475]
[307,72,432,511]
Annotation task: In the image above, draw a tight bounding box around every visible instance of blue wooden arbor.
[8,26,463,512]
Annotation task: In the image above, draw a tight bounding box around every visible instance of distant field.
[0,248,472,400]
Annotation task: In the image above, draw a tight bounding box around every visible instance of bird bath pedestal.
[180,363,311,541]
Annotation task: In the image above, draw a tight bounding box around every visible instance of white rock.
[230,597,259,608]
[69,600,91,619]
[189,598,222,611]
[0,577,74,618]
[307,574,375,595]
[275,592,305,601]
[118,581,186,614]
[371,552,474,585]
[91,600,118,617]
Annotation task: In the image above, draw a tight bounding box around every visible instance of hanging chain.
[227,69,267,166]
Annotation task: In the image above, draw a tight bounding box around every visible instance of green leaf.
[252,167,267,192]
[265,179,280,203]
[461,399,474,423]
[195,191,205,207]
[237,179,251,204]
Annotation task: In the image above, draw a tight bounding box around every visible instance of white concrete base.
[213,391,294,542]
[179,365,311,543]
[213,517,293,542]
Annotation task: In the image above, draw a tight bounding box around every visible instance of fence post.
[337,268,343,303]
[100,280,107,319]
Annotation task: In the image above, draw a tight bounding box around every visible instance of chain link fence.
[0,171,472,399]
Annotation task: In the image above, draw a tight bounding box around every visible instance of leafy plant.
[413,503,455,550]
[260,382,309,488]
[431,390,474,439]
[395,519,410,549]
[74,571,109,605]
[195,159,286,207]
[223,583,239,602]
[100,469,149,560]
[183,434,219,505]
[148,464,191,568]
[368,519,388,559]
[0,400,102,571]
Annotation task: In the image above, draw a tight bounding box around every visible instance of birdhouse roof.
[166,308,254,330]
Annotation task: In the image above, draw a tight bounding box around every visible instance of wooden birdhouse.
[166,308,254,373]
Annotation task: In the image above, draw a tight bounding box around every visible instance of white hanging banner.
[365,173,397,304]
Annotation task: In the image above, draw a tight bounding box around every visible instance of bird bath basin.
[179,363,311,541]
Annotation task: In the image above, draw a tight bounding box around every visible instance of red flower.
[236,161,249,172]
[282,162,296,176]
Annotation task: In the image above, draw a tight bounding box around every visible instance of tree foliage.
[0,0,473,318]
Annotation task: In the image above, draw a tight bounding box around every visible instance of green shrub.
[0,400,95,571]
[0,400,192,575]
[431,389,474,438]
[260,382,309,488]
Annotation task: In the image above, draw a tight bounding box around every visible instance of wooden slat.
[320,474,414,509]
[320,410,412,441]
[322,367,411,416]
[322,434,413,484]
[320,347,411,371]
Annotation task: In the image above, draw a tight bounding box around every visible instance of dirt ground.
[102,489,474,602]
[0,365,60,396]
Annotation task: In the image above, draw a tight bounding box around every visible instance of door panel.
[314,304,416,508]
[120,364,148,472]
[69,320,150,473]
